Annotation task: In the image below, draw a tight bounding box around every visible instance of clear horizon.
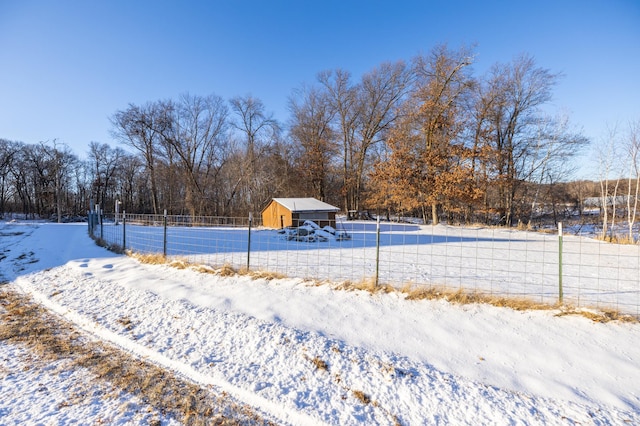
[1,0,639,179]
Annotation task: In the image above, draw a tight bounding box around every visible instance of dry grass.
[306,355,328,372]
[127,251,234,278]
[128,251,168,265]
[168,259,190,269]
[126,250,243,279]
[400,284,639,323]
[93,237,125,254]
[0,287,271,425]
[249,270,288,281]
[555,307,638,323]
[403,286,551,310]
[336,278,396,294]
[123,245,292,284]
[352,390,371,405]
[596,234,638,245]
[219,263,238,277]
[117,315,134,331]
[99,244,639,324]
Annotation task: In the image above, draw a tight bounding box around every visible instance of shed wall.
[293,212,336,228]
[262,201,293,228]
[262,200,338,229]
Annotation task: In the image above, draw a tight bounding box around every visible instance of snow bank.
[2,222,640,424]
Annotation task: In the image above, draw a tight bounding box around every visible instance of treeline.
[1,45,603,225]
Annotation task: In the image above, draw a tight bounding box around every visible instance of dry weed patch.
[306,355,329,372]
[249,270,287,281]
[352,389,371,405]
[0,287,271,425]
[555,307,637,323]
[403,285,541,309]
[336,278,395,294]
[117,316,134,331]
[596,234,638,245]
[194,265,217,274]
[93,237,124,254]
[127,250,243,278]
[168,259,190,269]
[219,263,238,276]
[101,243,639,323]
[128,251,168,265]
[399,284,639,322]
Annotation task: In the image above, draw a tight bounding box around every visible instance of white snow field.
[1,221,640,425]
[98,217,640,316]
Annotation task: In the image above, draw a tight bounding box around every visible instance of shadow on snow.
[112,222,524,256]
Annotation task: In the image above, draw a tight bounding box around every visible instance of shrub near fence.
[89,212,640,317]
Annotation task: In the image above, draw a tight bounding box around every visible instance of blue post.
[558,222,563,305]
[163,209,167,257]
[375,216,381,287]
[122,211,126,251]
[247,213,253,270]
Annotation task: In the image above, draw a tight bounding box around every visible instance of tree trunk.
[431,203,438,225]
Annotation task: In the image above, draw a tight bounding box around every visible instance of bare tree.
[318,69,359,216]
[117,153,145,212]
[625,120,640,242]
[70,155,91,216]
[468,75,502,223]
[43,140,76,223]
[318,62,410,217]
[288,84,337,201]
[229,95,280,212]
[165,93,230,217]
[111,101,172,214]
[8,144,35,216]
[0,139,20,216]
[88,142,124,213]
[352,61,411,215]
[3,141,78,220]
[524,115,589,226]
[484,54,561,225]
[595,125,623,240]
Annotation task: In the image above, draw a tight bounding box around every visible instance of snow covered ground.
[98,217,640,316]
[2,221,640,424]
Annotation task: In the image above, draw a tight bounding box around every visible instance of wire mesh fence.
[88,212,640,317]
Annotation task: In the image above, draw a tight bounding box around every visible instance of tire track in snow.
[16,279,326,426]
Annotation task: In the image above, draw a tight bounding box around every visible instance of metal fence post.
[163,209,167,257]
[247,213,253,270]
[99,208,103,240]
[375,216,381,287]
[122,211,126,251]
[558,222,563,305]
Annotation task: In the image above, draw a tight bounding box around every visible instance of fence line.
[88,212,640,317]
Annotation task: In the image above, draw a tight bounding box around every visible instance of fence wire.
[89,213,640,317]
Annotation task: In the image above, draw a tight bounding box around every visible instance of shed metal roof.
[271,198,339,213]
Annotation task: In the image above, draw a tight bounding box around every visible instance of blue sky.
[1,0,639,177]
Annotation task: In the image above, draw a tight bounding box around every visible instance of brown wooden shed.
[261,198,340,229]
